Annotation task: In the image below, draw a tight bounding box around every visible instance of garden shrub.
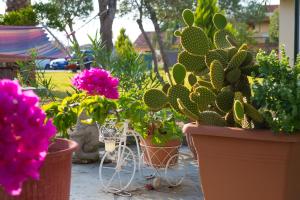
[253,48,300,133]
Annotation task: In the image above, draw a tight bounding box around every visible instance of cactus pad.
[190,93,206,111]
[241,51,253,66]
[182,9,194,27]
[210,60,224,90]
[226,35,238,47]
[144,89,168,110]
[239,44,248,51]
[226,68,241,84]
[221,85,232,92]
[168,85,198,115]
[172,63,186,84]
[205,50,227,69]
[215,49,228,62]
[226,47,238,61]
[195,68,209,76]
[194,86,216,103]
[174,30,182,37]
[188,73,197,86]
[190,86,216,111]
[227,50,247,70]
[241,64,259,76]
[197,80,214,88]
[181,27,210,55]
[244,103,264,123]
[162,83,170,94]
[236,76,251,99]
[233,100,244,121]
[199,111,226,126]
[225,111,235,126]
[177,99,200,121]
[165,72,174,86]
[193,80,217,94]
[214,30,232,49]
[213,13,227,30]
[215,90,234,112]
[178,51,207,74]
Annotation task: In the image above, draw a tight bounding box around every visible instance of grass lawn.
[44,71,75,99]
[44,69,167,99]
[44,70,258,99]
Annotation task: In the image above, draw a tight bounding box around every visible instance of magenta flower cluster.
[72,68,119,99]
[0,80,56,196]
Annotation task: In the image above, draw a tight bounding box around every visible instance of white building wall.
[279,0,296,64]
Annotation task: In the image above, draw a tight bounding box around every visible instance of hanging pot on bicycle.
[140,136,181,168]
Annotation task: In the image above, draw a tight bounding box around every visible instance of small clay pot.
[140,137,181,168]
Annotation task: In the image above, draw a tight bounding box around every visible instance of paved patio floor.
[70,146,203,200]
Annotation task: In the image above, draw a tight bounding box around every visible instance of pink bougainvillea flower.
[0,80,56,196]
[72,68,119,99]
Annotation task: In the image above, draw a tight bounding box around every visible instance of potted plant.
[43,67,120,162]
[143,9,300,200]
[117,95,183,168]
[134,110,183,168]
[0,79,77,200]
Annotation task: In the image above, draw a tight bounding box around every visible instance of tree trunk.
[65,21,85,70]
[6,0,30,12]
[67,22,79,47]
[98,0,116,52]
[137,19,164,84]
[144,0,170,74]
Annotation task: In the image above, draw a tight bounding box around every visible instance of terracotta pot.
[0,139,78,200]
[140,137,181,168]
[183,123,300,200]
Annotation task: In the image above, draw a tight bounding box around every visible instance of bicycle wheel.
[140,152,160,180]
[99,145,136,193]
[165,154,186,187]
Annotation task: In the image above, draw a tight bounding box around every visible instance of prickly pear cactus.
[143,9,263,128]
[175,9,210,56]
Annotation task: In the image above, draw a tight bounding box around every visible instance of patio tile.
[70,146,203,200]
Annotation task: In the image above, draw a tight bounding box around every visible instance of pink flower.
[72,68,119,99]
[0,80,56,196]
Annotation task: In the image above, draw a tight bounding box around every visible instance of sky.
[0,0,280,46]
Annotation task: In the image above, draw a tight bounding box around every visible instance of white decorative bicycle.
[98,121,187,194]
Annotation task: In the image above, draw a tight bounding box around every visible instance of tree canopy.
[34,0,93,45]
[218,0,241,18]
[216,0,268,45]
[241,0,267,25]
[195,0,221,41]
[194,0,236,45]
[115,28,136,58]
[218,0,267,24]
[119,0,193,23]
[0,6,38,26]
[269,8,279,43]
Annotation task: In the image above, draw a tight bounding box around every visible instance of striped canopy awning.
[0,25,66,62]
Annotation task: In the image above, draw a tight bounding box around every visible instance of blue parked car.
[69,49,94,70]
[50,58,68,70]
[35,59,51,70]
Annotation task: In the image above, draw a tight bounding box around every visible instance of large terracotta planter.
[0,139,78,200]
[140,137,181,168]
[183,123,300,200]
